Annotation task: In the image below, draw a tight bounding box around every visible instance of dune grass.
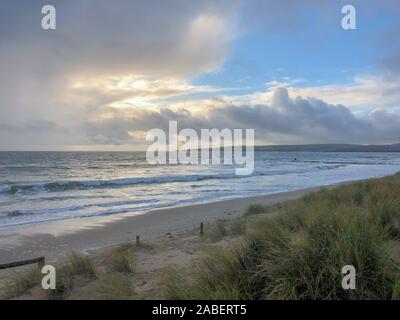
[203,219,227,242]
[0,252,96,300]
[161,266,194,300]
[105,243,136,273]
[1,267,41,299]
[0,243,140,299]
[244,204,268,216]
[228,217,247,236]
[46,252,95,299]
[66,252,96,278]
[46,266,74,300]
[164,173,400,300]
[202,217,247,243]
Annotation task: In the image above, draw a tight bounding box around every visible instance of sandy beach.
[1,174,400,300]
[0,187,322,264]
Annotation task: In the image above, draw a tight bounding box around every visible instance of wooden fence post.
[38,257,45,269]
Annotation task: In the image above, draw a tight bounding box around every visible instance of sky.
[1,0,400,150]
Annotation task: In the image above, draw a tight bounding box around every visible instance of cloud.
[0,0,238,148]
[70,75,227,110]
[1,1,400,149]
[0,0,237,76]
[83,88,400,146]
[228,75,400,115]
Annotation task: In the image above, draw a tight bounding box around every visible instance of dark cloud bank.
[85,88,400,146]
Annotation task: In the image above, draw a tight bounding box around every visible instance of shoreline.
[1,173,400,299]
[0,174,389,264]
[0,186,324,264]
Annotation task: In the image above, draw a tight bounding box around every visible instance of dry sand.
[0,187,322,264]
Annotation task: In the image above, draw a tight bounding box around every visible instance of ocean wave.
[0,198,162,219]
[315,164,346,170]
[0,163,348,196]
[0,174,226,195]
[301,160,398,165]
[0,185,11,194]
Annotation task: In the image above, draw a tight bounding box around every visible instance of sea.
[1,151,400,228]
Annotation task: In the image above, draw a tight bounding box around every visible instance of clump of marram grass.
[105,243,136,273]
[161,252,245,300]
[392,279,400,300]
[163,243,265,300]
[258,205,395,299]
[47,252,98,299]
[244,204,267,216]
[200,217,246,243]
[49,245,135,300]
[46,266,74,300]
[164,173,400,300]
[1,267,41,299]
[161,266,193,300]
[203,219,227,242]
[244,202,283,217]
[228,218,247,236]
[193,246,261,299]
[66,252,96,278]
